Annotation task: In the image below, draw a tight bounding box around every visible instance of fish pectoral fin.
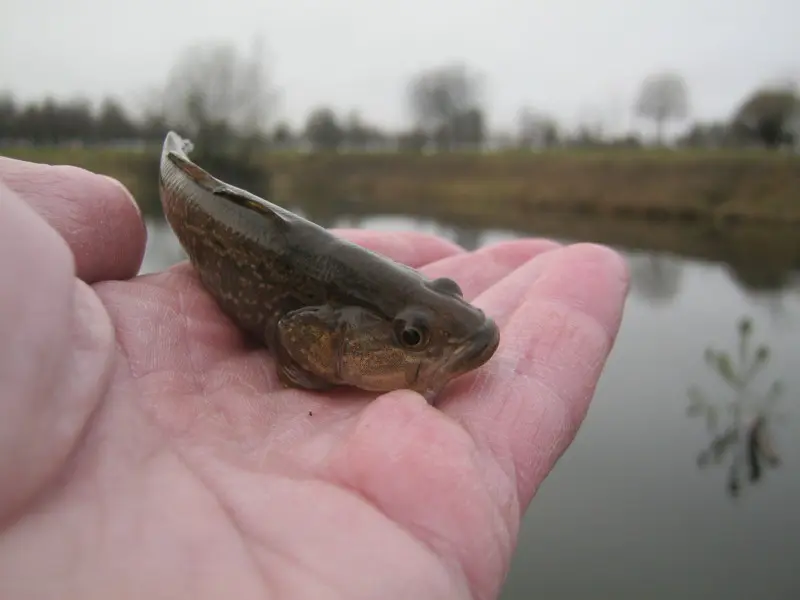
[276,353,335,391]
[276,305,381,389]
[275,306,342,391]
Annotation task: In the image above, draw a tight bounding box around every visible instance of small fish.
[158,131,500,404]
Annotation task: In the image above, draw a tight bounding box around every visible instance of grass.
[1,145,156,204]
[2,145,799,223]
[268,149,800,224]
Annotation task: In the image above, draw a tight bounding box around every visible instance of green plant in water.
[686,316,785,497]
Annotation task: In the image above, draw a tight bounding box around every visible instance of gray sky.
[1,0,798,135]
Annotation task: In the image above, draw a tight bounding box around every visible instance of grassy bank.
[271,149,800,225]
[3,146,800,223]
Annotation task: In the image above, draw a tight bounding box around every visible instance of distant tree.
[730,86,800,149]
[678,121,731,149]
[158,35,277,159]
[634,71,690,145]
[608,133,643,149]
[140,111,169,144]
[396,127,428,152]
[342,111,387,150]
[343,111,371,150]
[343,111,388,150]
[58,98,95,142]
[304,107,344,151]
[95,97,137,142]
[15,97,94,144]
[451,108,485,148]
[0,92,17,140]
[38,98,61,142]
[568,123,604,148]
[14,103,42,143]
[272,121,293,148]
[407,62,485,150]
[516,107,559,149]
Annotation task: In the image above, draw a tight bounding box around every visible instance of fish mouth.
[451,318,501,374]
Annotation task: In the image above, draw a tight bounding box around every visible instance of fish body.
[158,131,499,403]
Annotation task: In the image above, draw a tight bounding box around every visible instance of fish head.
[276,276,500,403]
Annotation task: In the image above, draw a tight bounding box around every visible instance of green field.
[3,145,800,224]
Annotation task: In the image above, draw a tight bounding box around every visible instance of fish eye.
[394,319,430,350]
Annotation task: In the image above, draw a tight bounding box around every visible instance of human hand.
[0,157,628,600]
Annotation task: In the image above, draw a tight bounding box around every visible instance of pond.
[141,211,800,600]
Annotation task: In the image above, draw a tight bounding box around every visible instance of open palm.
[0,159,628,600]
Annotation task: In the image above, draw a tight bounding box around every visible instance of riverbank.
[3,146,800,223]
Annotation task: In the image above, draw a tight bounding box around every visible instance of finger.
[421,238,562,300]
[332,228,465,267]
[441,244,629,507]
[0,157,147,283]
[0,181,114,521]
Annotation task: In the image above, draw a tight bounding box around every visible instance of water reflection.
[687,316,787,498]
[627,253,684,306]
[140,219,186,274]
[449,225,485,250]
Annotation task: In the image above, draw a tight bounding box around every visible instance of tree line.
[1,38,798,156]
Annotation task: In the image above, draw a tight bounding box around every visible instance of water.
[141,214,800,599]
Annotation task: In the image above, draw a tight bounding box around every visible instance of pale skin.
[0,157,629,600]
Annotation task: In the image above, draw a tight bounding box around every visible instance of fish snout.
[454,318,500,372]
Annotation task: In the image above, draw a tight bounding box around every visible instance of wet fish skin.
[158,131,500,403]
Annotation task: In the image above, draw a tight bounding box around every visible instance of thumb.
[0,158,147,283]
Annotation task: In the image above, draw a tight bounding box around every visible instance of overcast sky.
[1,0,797,135]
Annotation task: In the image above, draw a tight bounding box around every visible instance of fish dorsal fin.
[165,144,290,231]
[211,186,291,231]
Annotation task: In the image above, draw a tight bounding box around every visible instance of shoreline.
[3,146,799,224]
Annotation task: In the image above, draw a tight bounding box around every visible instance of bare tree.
[516,107,559,149]
[0,92,16,141]
[407,63,485,151]
[634,71,689,145]
[95,97,137,142]
[396,127,428,152]
[342,110,385,150]
[158,35,277,159]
